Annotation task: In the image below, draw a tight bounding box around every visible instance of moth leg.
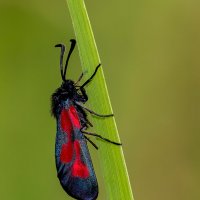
[74,73,84,85]
[79,87,88,102]
[76,64,101,102]
[75,62,101,87]
[80,63,101,88]
[84,135,98,150]
[86,119,93,127]
[81,129,122,146]
[75,101,113,117]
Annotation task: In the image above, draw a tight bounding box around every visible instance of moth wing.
[55,106,98,200]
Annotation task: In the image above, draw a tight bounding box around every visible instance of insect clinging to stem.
[51,39,121,200]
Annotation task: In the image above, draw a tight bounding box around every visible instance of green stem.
[66,0,134,199]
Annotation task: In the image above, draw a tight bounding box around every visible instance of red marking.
[60,142,73,163]
[61,109,72,135]
[72,140,89,178]
[68,106,81,129]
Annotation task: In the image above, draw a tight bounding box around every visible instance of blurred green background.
[0,0,199,200]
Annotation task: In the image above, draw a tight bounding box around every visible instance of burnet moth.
[51,39,121,200]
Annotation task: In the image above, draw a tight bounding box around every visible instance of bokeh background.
[0,0,199,200]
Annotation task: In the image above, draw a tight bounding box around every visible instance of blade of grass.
[66,0,134,199]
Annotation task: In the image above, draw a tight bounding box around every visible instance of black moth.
[51,39,121,200]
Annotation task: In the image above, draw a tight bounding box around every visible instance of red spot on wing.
[60,109,74,163]
[60,106,83,166]
[61,109,72,135]
[71,140,89,178]
[68,106,81,129]
[60,142,73,163]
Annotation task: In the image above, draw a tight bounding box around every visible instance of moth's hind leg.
[81,128,122,146]
[84,135,98,150]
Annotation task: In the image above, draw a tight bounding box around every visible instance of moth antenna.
[63,39,76,79]
[55,44,66,82]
